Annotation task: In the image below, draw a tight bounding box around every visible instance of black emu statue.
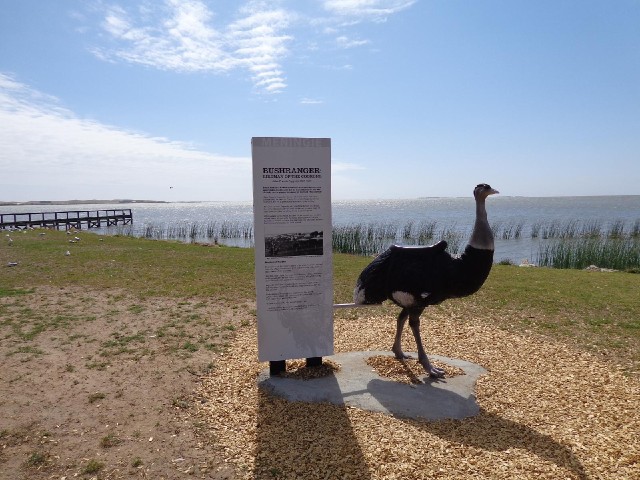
[354,184,499,377]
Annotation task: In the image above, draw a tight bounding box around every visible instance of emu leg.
[408,309,445,378]
[392,308,411,360]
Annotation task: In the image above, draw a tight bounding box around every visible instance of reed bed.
[537,237,640,270]
[331,221,465,256]
[105,217,640,270]
[108,220,254,245]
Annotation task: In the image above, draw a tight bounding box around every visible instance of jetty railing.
[0,209,133,231]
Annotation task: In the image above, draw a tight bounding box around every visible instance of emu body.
[354,184,498,377]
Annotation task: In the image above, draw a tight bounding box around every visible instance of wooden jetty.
[0,209,133,231]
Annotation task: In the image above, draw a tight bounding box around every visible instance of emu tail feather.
[353,247,394,305]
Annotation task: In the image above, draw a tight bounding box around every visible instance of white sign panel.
[252,137,333,362]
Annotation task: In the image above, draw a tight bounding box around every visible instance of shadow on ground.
[255,372,372,479]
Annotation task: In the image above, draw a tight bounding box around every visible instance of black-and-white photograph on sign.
[252,137,333,362]
[265,230,324,258]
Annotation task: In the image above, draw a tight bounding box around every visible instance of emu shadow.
[368,379,587,479]
[364,377,481,420]
[255,371,371,480]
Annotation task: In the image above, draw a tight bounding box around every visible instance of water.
[2,196,639,263]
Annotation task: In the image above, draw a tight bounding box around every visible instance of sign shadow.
[255,371,372,479]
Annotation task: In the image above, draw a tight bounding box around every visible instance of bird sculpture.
[354,184,499,377]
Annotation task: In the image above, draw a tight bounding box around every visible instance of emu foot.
[392,346,412,360]
[419,358,445,378]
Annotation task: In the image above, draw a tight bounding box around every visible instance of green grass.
[100,433,123,448]
[0,230,256,299]
[25,451,47,467]
[83,459,104,474]
[1,229,639,374]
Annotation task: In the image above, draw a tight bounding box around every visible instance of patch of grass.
[8,346,45,357]
[83,459,104,474]
[204,342,222,352]
[88,392,106,404]
[128,304,145,314]
[17,322,47,341]
[86,360,109,370]
[25,451,47,467]
[587,318,612,327]
[132,457,143,467]
[102,331,146,349]
[0,287,34,297]
[621,320,640,330]
[182,341,199,352]
[100,433,123,448]
[0,230,256,299]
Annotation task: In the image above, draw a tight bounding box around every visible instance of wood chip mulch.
[366,355,465,384]
[194,311,640,479]
[280,359,341,380]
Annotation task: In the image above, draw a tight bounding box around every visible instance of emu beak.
[489,188,499,195]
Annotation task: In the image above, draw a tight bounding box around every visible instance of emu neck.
[468,198,494,251]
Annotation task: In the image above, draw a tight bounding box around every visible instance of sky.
[1,0,639,202]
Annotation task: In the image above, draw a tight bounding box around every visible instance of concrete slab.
[257,351,487,420]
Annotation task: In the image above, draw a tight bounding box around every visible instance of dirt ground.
[0,286,252,479]
[2,284,639,479]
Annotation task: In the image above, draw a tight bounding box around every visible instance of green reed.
[536,237,640,271]
[106,217,640,270]
[111,220,253,244]
[331,221,464,256]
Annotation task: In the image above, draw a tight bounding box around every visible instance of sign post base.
[269,360,286,376]
[306,357,322,368]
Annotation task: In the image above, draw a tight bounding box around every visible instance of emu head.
[474,184,499,200]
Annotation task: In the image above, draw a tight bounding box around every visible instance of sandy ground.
[0,286,251,479]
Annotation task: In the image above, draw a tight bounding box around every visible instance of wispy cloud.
[84,0,415,94]
[321,0,417,21]
[332,162,366,172]
[0,73,250,201]
[92,0,293,93]
[336,35,370,49]
[300,97,324,105]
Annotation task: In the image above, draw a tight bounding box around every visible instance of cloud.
[0,74,250,201]
[336,35,370,49]
[84,0,416,94]
[321,0,416,20]
[332,162,365,172]
[300,97,324,105]
[92,0,292,93]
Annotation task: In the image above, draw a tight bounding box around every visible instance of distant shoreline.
[0,199,168,207]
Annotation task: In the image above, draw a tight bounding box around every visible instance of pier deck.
[0,209,133,230]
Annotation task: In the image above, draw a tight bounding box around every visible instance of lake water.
[2,195,639,263]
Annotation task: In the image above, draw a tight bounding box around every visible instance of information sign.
[252,137,333,362]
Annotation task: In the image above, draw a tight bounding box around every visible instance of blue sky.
[1,0,639,202]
